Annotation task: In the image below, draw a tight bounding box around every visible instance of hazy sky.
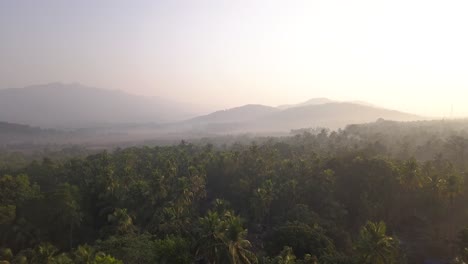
[1,0,467,117]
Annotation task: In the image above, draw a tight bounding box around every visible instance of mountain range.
[179,102,421,133]
[0,83,211,128]
[0,83,423,137]
[277,98,334,109]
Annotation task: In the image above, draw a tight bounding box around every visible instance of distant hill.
[186,104,279,124]
[278,98,334,109]
[0,83,208,128]
[0,84,425,142]
[0,102,424,146]
[0,121,44,135]
[0,121,62,145]
[179,102,423,133]
[349,100,375,107]
[250,102,422,131]
[277,98,376,110]
[345,118,468,138]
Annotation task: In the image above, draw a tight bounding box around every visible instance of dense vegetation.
[2,119,468,263]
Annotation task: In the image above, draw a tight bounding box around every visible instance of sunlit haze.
[1,0,467,117]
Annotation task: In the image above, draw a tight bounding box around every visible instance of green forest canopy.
[2,119,468,263]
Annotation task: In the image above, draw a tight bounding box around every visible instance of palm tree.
[73,244,95,264]
[93,254,123,264]
[399,159,422,191]
[444,172,463,206]
[196,210,257,264]
[251,180,274,224]
[356,221,400,264]
[196,211,224,263]
[272,247,297,264]
[0,248,13,262]
[31,243,59,264]
[446,136,468,169]
[222,212,257,264]
[50,183,83,249]
[107,208,135,235]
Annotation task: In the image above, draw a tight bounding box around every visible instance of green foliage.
[266,222,335,259]
[0,248,13,261]
[92,254,123,264]
[262,247,324,264]
[0,174,39,205]
[153,236,191,264]
[70,244,123,264]
[196,208,257,264]
[0,205,16,225]
[3,123,468,262]
[95,234,157,264]
[106,208,136,235]
[72,244,97,264]
[456,227,468,262]
[30,243,59,263]
[266,247,297,264]
[355,221,401,264]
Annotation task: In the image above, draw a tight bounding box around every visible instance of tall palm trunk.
[69,220,73,250]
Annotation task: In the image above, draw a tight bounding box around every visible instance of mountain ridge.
[0,83,209,128]
[278,97,335,109]
[251,102,422,131]
[0,83,424,133]
[185,104,279,124]
[176,101,423,134]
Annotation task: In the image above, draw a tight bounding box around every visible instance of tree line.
[2,120,468,263]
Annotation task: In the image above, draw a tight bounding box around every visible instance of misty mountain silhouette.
[0,83,207,128]
[0,83,422,133]
[250,102,421,131]
[277,97,335,109]
[186,104,279,124]
[177,102,422,133]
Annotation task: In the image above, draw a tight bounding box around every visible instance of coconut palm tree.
[107,208,137,235]
[222,212,257,264]
[73,244,95,264]
[356,221,400,264]
[31,243,59,264]
[272,247,297,264]
[444,172,463,206]
[399,159,422,191]
[196,210,257,264]
[196,211,225,264]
